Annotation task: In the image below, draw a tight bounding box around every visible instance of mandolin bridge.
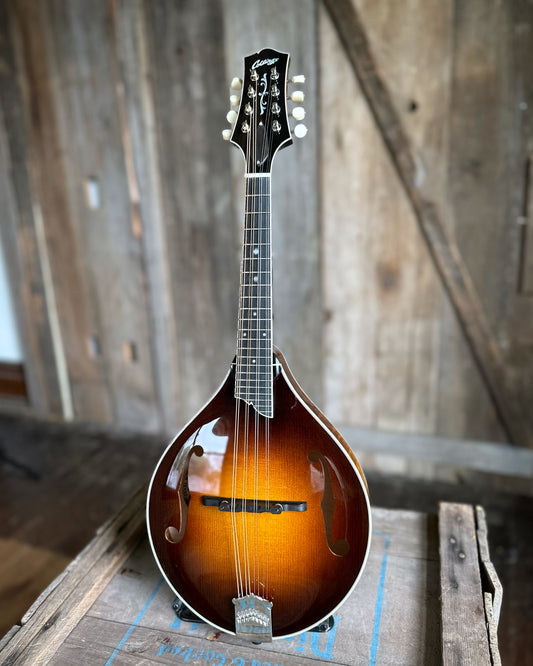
[202,495,306,514]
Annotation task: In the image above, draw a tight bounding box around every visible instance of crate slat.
[0,499,500,665]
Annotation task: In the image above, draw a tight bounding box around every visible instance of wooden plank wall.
[0,0,532,444]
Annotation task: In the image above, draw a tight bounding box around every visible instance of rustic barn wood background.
[1,2,533,662]
[1,0,533,448]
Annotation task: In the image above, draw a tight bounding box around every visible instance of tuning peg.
[291,90,305,103]
[292,106,306,121]
[294,123,307,138]
[230,94,240,107]
[226,109,238,124]
[231,77,243,90]
[222,129,232,141]
[291,74,306,84]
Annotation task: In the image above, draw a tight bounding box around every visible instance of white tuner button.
[226,109,238,124]
[231,77,243,90]
[294,123,308,138]
[291,91,305,103]
[291,74,306,84]
[292,106,306,121]
[230,94,240,106]
[222,129,232,141]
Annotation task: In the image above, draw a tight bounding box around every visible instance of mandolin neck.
[235,173,273,418]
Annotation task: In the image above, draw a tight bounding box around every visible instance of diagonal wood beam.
[322,0,533,448]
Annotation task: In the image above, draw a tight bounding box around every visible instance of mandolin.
[147,48,371,642]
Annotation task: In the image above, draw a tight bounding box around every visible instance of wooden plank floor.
[0,413,531,664]
[0,413,162,638]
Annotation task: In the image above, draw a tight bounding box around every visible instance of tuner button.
[291,74,306,84]
[222,129,232,141]
[294,123,308,138]
[230,94,240,106]
[292,106,306,121]
[291,91,305,103]
[226,109,238,124]
[231,77,243,90]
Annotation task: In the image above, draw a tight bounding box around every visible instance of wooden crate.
[0,488,501,665]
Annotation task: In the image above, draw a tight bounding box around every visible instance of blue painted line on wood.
[106,577,164,665]
[369,533,390,666]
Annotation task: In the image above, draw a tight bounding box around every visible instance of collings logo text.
[252,57,279,69]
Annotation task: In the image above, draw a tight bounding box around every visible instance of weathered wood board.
[0,0,62,417]
[141,0,240,425]
[1,499,501,666]
[42,0,160,430]
[1,0,533,446]
[439,503,492,665]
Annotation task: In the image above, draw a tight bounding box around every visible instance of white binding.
[146,352,372,641]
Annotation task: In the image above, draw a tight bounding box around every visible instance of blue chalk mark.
[311,616,339,659]
[296,632,307,652]
[369,533,390,666]
[106,577,164,665]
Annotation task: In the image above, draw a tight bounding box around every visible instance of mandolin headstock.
[223,48,306,174]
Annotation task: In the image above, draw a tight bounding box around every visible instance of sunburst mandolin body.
[147,47,371,642]
[148,350,370,638]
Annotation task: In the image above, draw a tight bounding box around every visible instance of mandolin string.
[231,399,243,598]
[233,89,256,603]
[253,86,263,596]
[242,402,251,594]
[249,77,260,597]
[242,77,252,599]
[251,67,274,601]
[245,123,253,598]
[256,75,272,599]
[263,68,275,602]
[254,410,259,596]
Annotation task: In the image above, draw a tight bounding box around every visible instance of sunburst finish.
[148,351,370,637]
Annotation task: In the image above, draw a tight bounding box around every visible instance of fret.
[242,233,270,244]
[235,369,272,374]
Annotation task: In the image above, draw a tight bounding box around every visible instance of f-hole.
[308,450,350,557]
[164,442,204,544]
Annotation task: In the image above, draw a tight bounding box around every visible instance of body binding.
[147,349,371,639]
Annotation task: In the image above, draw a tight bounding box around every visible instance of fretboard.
[235,175,273,418]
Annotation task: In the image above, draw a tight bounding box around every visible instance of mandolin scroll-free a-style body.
[147,48,371,643]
